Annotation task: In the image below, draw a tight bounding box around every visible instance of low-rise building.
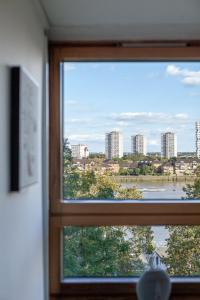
[71,144,89,159]
[140,248,167,271]
[101,160,120,174]
[151,160,162,173]
[150,248,167,270]
[174,158,200,175]
[120,162,138,169]
[162,162,174,175]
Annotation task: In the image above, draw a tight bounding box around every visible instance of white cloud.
[166,64,200,86]
[166,65,182,76]
[64,63,76,72]
[111,112,189,123]
[65,117,92,124]
[67,134,104,143]
[174,113,188,119]
[183,77,200,86]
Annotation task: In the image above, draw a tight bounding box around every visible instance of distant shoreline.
[114,175,196,183]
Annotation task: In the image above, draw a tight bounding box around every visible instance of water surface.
[122,181,187,199]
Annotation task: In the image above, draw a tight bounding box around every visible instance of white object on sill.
[136,265,171,300]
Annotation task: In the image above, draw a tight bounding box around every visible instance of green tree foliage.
[163,226,200,276]
[133,168,141,176]
[63,140,142,200]
[63,226,154,277]
[117,187,142,200]
[89,153,105,159]
[183,177,200,199]
[63,141,154,277]
[195,166,200,177]
[118,168,132,176]
[63,139,81,198]
[164,178,200,276]
[139,165,154,175]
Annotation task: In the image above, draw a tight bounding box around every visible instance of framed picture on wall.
[10,66,39,191]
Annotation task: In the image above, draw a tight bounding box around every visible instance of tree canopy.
[63,226,154,277]
[63,140,200,277]
[163,226,200,276]
[164,177,200,276]
[63,140,154,277]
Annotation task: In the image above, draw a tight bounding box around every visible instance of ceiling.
[40,0,200,41]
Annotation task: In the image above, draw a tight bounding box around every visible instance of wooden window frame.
[49,43,200,299]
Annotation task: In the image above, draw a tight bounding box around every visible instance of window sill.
[56,278,200,299]
[51,200,200,225]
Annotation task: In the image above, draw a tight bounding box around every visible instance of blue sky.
[64,62,200,153]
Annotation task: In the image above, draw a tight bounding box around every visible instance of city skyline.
[70,126,200,157]
[64,62,200,153]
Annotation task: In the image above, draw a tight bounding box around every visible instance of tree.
[62,140,154,277]
[164,178,200,275]
[117,187,142,200]
[63,140,142,200]
[63,226,154,277]
[195,166,200,177]
[63,138,72,163]
[118,168,131,175]
[133,167,141,176]
[140,165,153,175]
[163,226,200,276]
[89,153,105,159]
[86,174,119,199]
[63,139,82,199]
[183,177,200,199]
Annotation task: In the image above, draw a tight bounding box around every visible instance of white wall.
[0,1,48,300]
[43,0,200,40]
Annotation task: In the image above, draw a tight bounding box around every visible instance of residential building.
[120,162,138,169]
[162,162,174,175]
[161,132,177,159]
[71,144,89,159]
[141,248,167,271]
[131,134,147,155]
[150,249,167,270]
[174,158,200,176]
[196,121,200,158]
[151,160,162,173]
[101,161,120,174]
[105,131,123,159]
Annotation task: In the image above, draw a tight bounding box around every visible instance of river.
[122,181,189,246]
[122,181,187,199]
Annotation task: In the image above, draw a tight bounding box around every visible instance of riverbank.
[114,175,196,183]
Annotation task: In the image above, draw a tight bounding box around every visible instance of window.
[49,44,200,299]
[63,225,200,278]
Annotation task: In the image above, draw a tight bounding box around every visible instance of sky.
[64,62,200,153]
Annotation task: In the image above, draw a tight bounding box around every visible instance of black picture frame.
[10,66,39,191]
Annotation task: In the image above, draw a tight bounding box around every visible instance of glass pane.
[63,226,200,278]
[63,62,200,200]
